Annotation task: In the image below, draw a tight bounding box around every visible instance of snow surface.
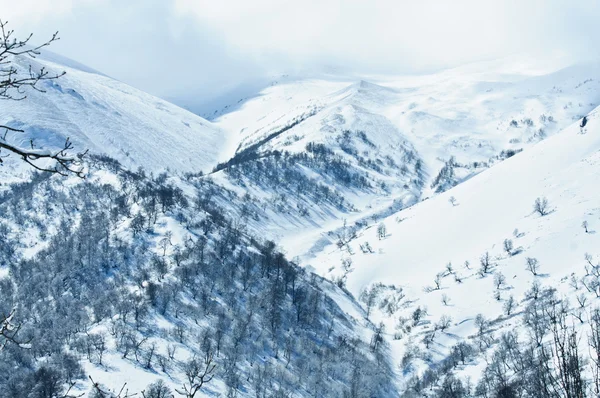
[0,53,229,176]
[214,58,600,189]
[200,57,600,390]
[210,57,600,260]
[305,106,600,389]
[3,49,600,394]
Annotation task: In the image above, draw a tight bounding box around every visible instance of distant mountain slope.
[0,53,228,176]
[214,60,600,196]
[206,59,600,261]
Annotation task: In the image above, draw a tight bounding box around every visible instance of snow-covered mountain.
[207,58,600,258]
[214,59,600,197]
[0,52,228,177]
[2,50,600,397]
[305,104,600,395]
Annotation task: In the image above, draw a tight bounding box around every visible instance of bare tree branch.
[0,19,86,177]
[0,309,29,351]
[175,351,217,397]
[89,376,139,398]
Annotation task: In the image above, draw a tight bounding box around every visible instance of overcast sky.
[2,0,599,113]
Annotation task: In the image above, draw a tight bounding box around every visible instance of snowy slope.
[3,48,600,395]
[215,59,600,195]
[314,108,599,295]
[0,53,229,176]
[207,58,600,263]
[0,160,399,397]
[305,105,600,391]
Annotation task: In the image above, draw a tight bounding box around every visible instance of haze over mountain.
[4,0,600,111]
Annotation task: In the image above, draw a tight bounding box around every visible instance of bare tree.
[359,285,379,320]
[441,293,450,306]
[478,251,493,276]
[494,272,507,291]
[533,197,550,216]
[589,308,600,396]
[503,239,513,256]
[0,309,26,351]
[0,20,86,176]
[551,313,586,398]
[89,376,137,398]
[436,315,452,332]
[526,257,540,276]
[503,295,516,316]
[453,273,463,284]
[175,351,216,397]
[377,222,387,240]
[142,379,172,398]
[433,272,443,290]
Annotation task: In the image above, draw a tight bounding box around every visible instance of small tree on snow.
[360,285,379,320]
[176,352,217,397]
[158,236,172,256]
[493,273,506,301]
[503,295,516,316]
[433,272,443,290]
[585,252,594,269]
[479,252,493,276]
[377,222,387,240]
[336,257,354,287]
[143,379,172,398]
[411,306,428,326]
[436,315,452,332]
[131,212,146,236]
[494,272,507,293]
[533,197,550,216]
[360,241,374,253]
[441,293,450,306]
[526,257,539,276]
[582,221,589,233]
[503,239,514,256]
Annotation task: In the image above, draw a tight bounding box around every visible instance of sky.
[2,0,599,115]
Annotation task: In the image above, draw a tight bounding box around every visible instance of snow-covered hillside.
[0,52,228,176]
[204,57,600,261]
[3,46,600,397]
[0,159,399,397]
[305,104,600,394]
[214,59,600,197]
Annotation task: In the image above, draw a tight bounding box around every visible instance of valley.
[1,48,600,397]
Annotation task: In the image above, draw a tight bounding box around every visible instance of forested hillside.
[0,157,398,397]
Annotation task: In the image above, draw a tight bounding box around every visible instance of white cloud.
[1,0,599,111]
[173,0,600,72]
[0,0,104,24]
